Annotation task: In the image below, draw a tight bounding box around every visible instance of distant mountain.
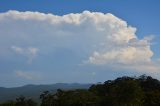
[0,83,91,103]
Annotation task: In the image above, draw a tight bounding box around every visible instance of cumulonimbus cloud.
[0,10,159,73]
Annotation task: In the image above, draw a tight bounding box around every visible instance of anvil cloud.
[0,10,159,82]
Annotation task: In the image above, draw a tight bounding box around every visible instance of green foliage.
[0,75,160,106]
[138,75,160,106]
[40,89,100,106]
[0,96,37,106]
[0,100,16,106]
[144,90,160,106]
[89,75,160,106]
[107,77,144,106]
[0,83,91,103]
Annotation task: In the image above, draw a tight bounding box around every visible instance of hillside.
[0,75,160,106]
[0,83,91,103]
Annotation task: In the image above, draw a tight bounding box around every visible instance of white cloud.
[88,46,153,65]
[0,10,159,73]
[15,70,39,80]
[11,46,38,63]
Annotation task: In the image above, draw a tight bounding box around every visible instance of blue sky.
[0,0,160,87]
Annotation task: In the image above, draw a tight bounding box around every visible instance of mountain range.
[0,83,91,103]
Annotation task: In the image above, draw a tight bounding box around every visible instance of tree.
[15,95,27,106]
[0,96,37,106]
[40,90,60,106]
[89,76,145,106]
[0,100,16,106]
[138,75,160,106]
[26,99,37,106]
[109,78,144,106]
[144,90,160,106]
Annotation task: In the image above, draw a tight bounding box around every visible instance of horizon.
[0,0,160,87]
[0,82,92,88]
[0,74,153,88]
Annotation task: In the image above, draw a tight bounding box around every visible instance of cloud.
[88,46,153,65]
[15,70,40,80]
[11,46,38,63]
[0,10,159,74]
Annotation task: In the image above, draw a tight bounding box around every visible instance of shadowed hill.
[0,83,91,103]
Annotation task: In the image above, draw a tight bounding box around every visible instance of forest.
[0,75,160,106]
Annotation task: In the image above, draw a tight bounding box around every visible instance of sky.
[0,0,160,87]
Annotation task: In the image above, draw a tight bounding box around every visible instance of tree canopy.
[0,75,160,106]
